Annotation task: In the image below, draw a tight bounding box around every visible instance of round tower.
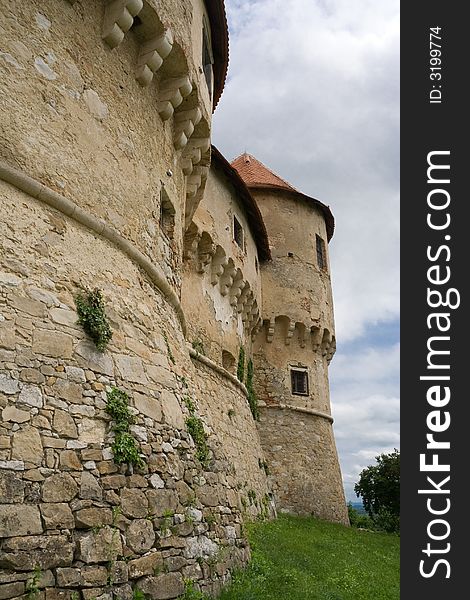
[232,153,348,524]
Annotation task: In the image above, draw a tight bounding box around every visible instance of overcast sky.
[213,0,400,502]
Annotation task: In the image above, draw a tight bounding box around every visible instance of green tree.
[354,449,400,533]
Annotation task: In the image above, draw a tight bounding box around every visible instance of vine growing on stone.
[75,288,112,351]
[105,387,144,468]
[186,415,210,468]
[246,358,259,420]
[237,345,245,382]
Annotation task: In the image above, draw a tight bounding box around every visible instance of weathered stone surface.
[165,556,187,572]
[0,323,16,350]
[9,295,46,318]
[126,519,155,554]
[64,366,86,382]
[74,507,112,529]
[0,581,25,599]
[19,368,45,384]
[0,535,74,570]
[120,488,148,518]
[149,473,165,489]
[52,410,78,438]
[0,505,43,537]
[114,355,147,384]
[42,473,78,502]
[54,380,82,403]
[50,309,77,328]
[40,503,74,529]
[78,417,105,444]
[183,536,218,559]
[147,489,178,517]
[0,471,25,503]
[76,527,123,564]
[81,566,108,587]
[161,390,185,430]
[138,573,184,599]
[18,384,43,408]
[128,552,163,579]
[197,485,218,507]
[79,471,103,500]
[0,461,24,471]
[75,341,114,376]
[56,568,82,587]
[32,330,73,358]
[2,405,30,423]
[134,393,162,421]
[0,373,19,395]
[11,426,43,465]
[174,480,193,505]
[60,450,82,471]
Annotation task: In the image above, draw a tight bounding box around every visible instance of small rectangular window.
[291,369,309,396]
[159,187,175,240]
[316,234,327,271]
[233,215,244,250]
[202,21,213,97]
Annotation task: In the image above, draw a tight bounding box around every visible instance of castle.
[0,1,347,598]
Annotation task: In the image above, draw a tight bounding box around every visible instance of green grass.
[219,514,399,600]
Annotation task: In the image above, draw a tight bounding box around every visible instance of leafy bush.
[106,387,144,468]
[246,358,259,420]
[75,288,112,351]
[354,449,400,533]
[186,415,209,467]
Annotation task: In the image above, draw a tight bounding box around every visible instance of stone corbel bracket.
[102,0,144,49]
[174,107,202,150]
[157,76,193,121]
[135,29,174,86]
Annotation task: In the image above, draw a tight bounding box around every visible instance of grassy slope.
[219,514,399,600]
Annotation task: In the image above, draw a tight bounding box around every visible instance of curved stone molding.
[102,0,144,49]
[258,402,334,424]
[0,160,187,335]
[188,345,249,398]
[135,29,174,86]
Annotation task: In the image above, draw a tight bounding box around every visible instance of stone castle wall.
[0,183,271,599]
[1,1,349,598]
[257,407,347,523]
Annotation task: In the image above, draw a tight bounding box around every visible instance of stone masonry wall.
[257,408,348,524]
[0,182,271,600]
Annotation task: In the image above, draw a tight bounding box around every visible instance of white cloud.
[213,0,400,503]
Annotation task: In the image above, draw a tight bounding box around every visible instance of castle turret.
[232,154,348,524]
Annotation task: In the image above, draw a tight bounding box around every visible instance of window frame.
[316,234,327,271]
[159,185,176,241]
[233,214,245,251]
[290,368,309,396]
[202,17,214,98]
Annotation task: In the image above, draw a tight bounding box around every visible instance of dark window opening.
[233,215,244,250]
[291,369,309,396]
[255,257,259,273]
[316,234,327,271]
[202,22,213,97]
[159,187,175,240]
[130,15,142,30]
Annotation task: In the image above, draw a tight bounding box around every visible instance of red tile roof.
[231,153,299,193]
[211,147,271,261]
[231,153,335,241]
